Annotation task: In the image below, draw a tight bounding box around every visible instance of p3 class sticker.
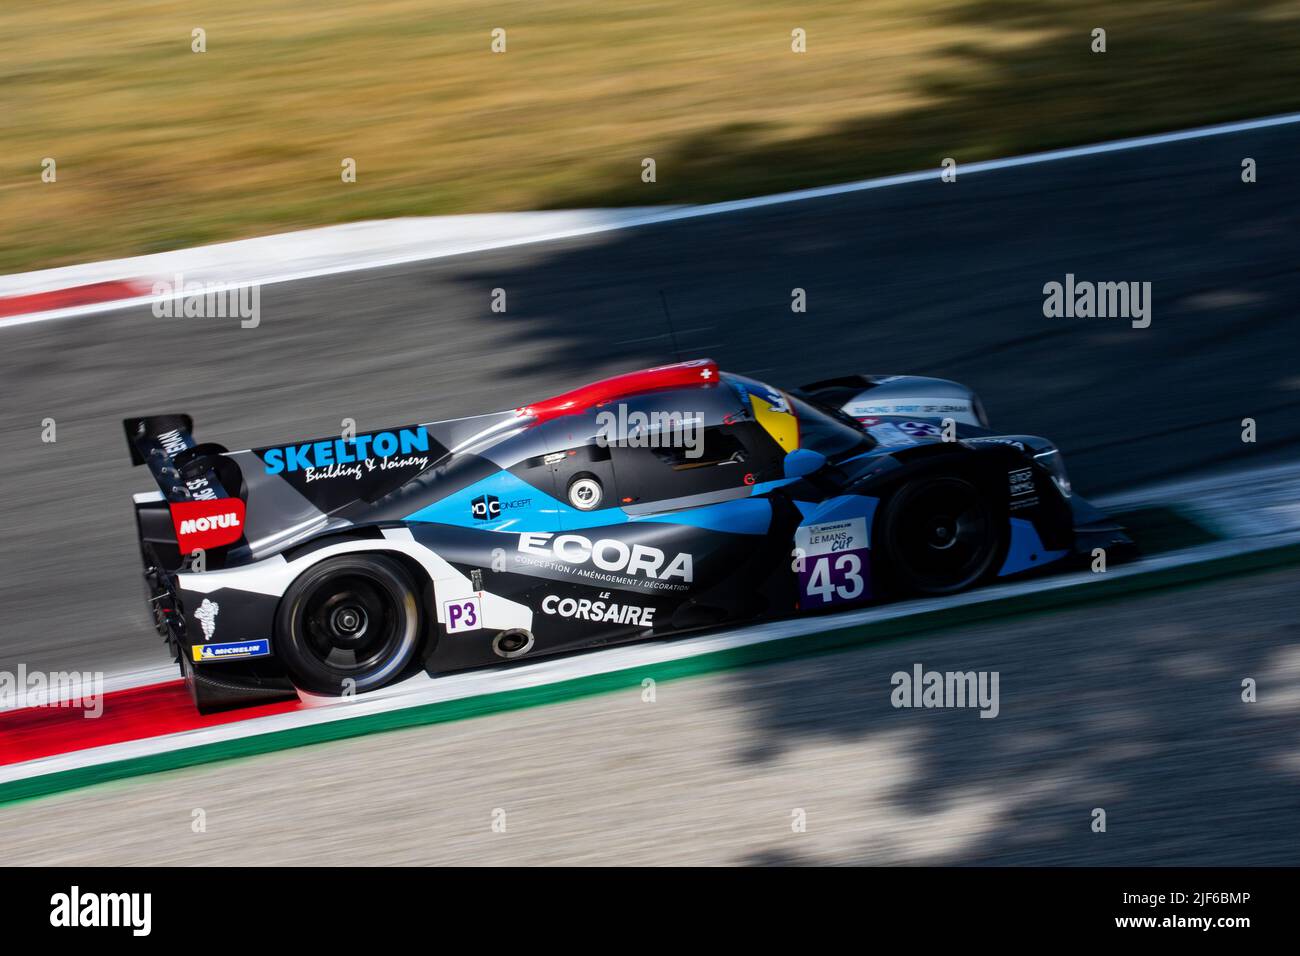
[795,517,871,607]
[443,595,482,634]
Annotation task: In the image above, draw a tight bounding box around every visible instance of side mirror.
[783,448,827,479]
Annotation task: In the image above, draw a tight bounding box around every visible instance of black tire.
[275,554,422,695]
[876,474,1004,597]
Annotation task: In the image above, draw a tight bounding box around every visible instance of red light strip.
[515,359,720,424]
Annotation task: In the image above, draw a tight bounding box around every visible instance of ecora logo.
[517,532,693,582]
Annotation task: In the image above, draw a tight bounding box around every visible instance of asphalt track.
[3,567,1296,866]
[2,121,1299,688]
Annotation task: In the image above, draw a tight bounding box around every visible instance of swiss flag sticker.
[170,498,246,553]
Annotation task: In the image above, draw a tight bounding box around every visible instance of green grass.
[2,0,1299,272]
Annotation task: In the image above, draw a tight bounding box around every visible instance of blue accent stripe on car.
[746,476,798,495]
[403,470,772,535]
[797,494,880,531]
[998,517,1069,576]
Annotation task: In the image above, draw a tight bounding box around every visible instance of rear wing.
[124,415,246,555]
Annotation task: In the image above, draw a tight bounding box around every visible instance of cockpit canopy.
[483,361,870,512]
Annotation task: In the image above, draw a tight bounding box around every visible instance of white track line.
[1097,459,1300,539]
[0,664,180,714]
[4,515,1299,786]
[7,458,1297,713]
[3,111,1299,329]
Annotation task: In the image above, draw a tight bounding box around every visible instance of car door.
[496,416,670,654]
[602,420,788,630]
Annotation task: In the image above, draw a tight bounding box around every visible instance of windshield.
[724,374,870,461]
[786,392,872,459]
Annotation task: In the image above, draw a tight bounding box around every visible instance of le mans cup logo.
[170,497,246,553]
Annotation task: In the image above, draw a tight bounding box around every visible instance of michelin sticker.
[191,639,270,662]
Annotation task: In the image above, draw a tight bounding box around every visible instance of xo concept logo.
[471,494,501,520]
[470,493,530,521]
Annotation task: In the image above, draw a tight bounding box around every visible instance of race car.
[126,359,1132,712]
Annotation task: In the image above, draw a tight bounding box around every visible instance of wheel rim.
[891,478,996,591]
[300,573,402,675]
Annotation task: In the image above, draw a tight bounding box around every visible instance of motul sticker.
[170,497,245,553]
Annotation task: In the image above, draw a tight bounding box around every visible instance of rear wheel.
[275,554,422,695]
[876,474,1003,596]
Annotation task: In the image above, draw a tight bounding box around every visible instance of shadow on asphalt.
[726,570,1300,865]
[434,117,1300,494]
[2,23,1299,785]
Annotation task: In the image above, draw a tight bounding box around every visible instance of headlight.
[1034,448,1072,498]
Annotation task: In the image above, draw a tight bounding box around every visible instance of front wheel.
[275,554,422,695]
[875,475,1004,597]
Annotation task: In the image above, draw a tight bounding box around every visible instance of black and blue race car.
[125,359,1132,712]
